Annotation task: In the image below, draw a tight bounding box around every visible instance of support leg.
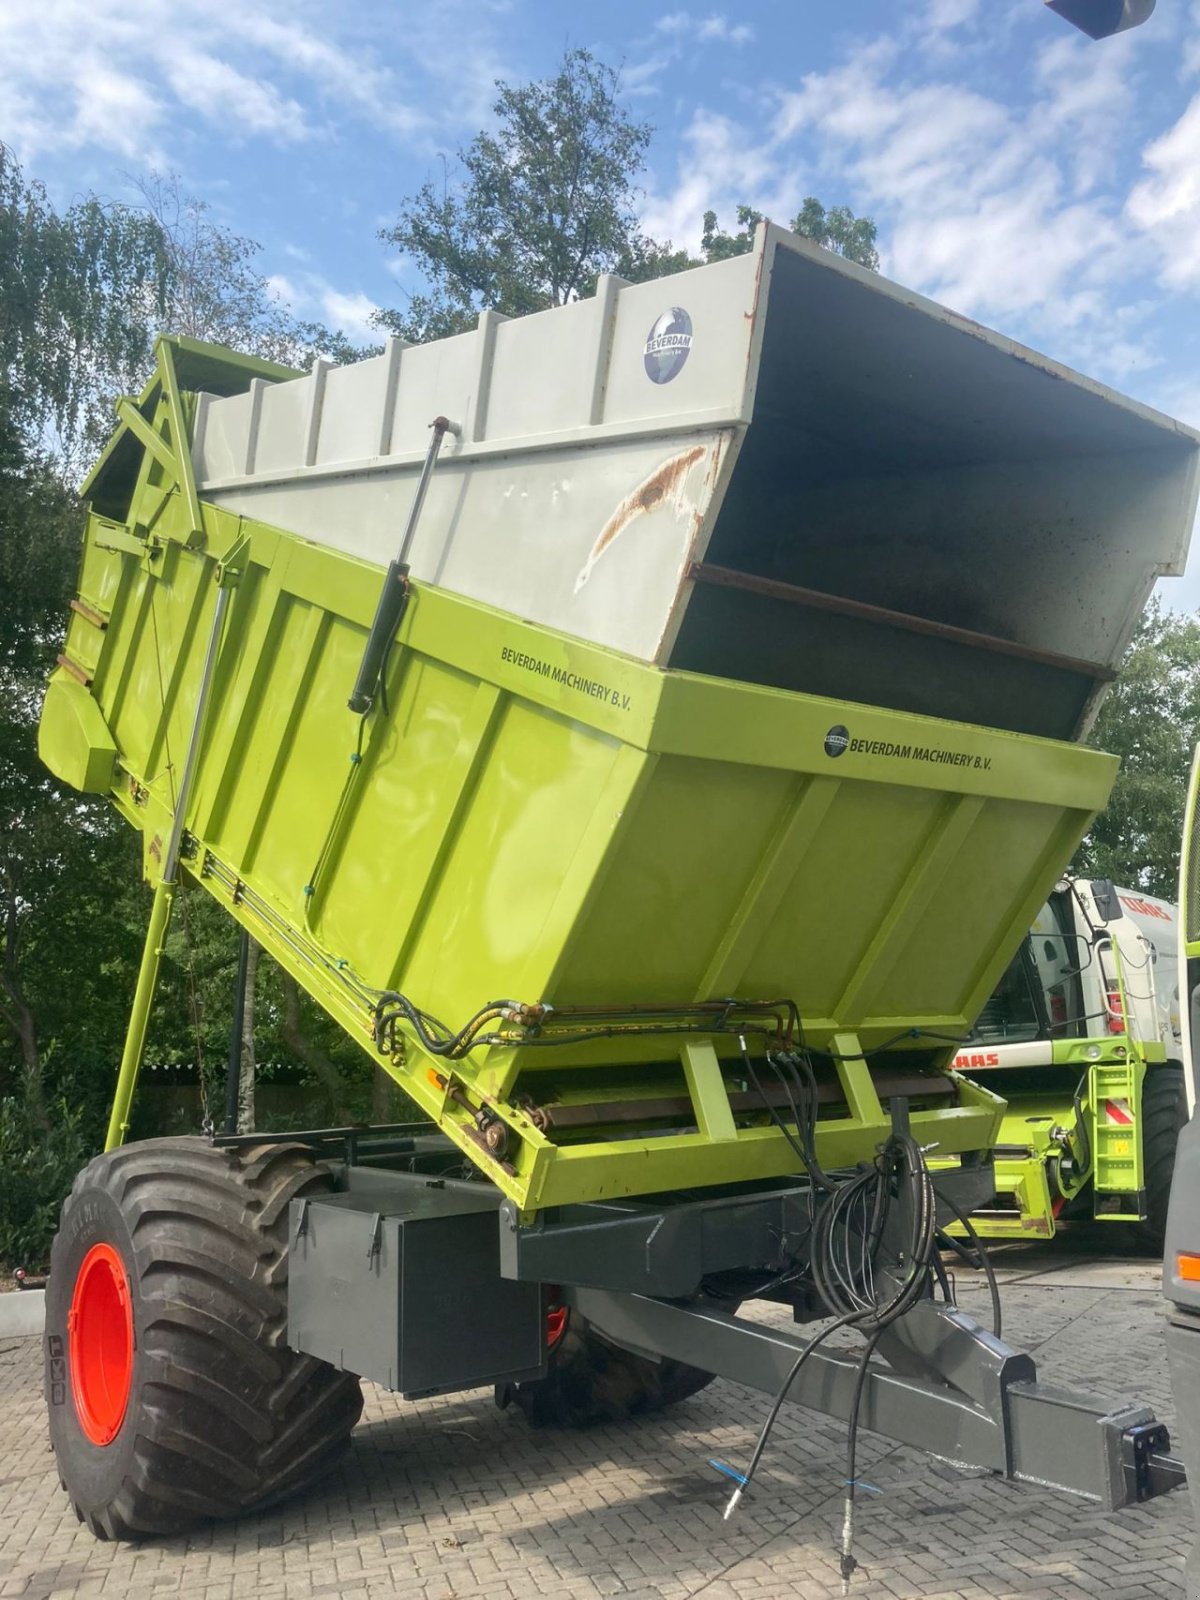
[105,881,175,1151]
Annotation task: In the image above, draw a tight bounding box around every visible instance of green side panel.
[38,672,118,794]
[41,342,1128,1213]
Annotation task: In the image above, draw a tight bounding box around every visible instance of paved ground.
[0,1235,1191,1600]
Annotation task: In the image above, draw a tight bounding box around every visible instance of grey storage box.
[288,1176,545,1396]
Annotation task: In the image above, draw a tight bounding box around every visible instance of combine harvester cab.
[38,225,1200,1544]
[949,876,1186,1244]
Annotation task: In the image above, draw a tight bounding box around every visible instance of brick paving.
[0,1237,1191,1599]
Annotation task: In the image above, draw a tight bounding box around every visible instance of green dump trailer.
[39,225,1199,1555]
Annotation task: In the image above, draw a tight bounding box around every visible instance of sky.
[3,0,1200,607]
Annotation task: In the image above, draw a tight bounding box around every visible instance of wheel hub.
[68,1242,133,1446]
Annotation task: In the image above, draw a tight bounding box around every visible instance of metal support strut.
[105,576,234,1151]
[347,415,457,716]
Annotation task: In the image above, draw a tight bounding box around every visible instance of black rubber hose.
[933,1184,1001,1339]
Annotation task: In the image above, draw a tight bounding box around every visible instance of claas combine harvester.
[38,225,1200,1569]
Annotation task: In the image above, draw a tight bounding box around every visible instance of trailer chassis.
[265,1130,1184,1513]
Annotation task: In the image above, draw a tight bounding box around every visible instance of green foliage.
[695,200,879,269]
[377,50,879,342]
[791,198,881,269]
[133,174,373,375]
[0,144,168,1129]
[0,146,380,1266]
[1077,601,1200,898]
[0,142,172,463]
[121,883,386,1136]
[0,1089,88,1269]
[0,451,84,674]
[376,49,653,342]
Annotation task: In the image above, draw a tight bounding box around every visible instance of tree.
[132,174,367,373]
[0,143,172,465]
[792,197,880,268]
[377,50,879,343]
[0,143,174,1098]
[377,49,653,342]
[697,199,879,270]
[0,149,376,1265]
[0,146,177,1260]
[1076,601,1200,898]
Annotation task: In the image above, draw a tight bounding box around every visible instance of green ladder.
[1089,1056,1146,1222]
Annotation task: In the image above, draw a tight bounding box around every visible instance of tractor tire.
[498,1304,723,1427]
[1131,1065,1188,1254]
[44,1137,363,1540]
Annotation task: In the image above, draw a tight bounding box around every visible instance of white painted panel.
[206,433,730,661]
[254,371,312,475]
[188,223,1198,694]
[485,296,600,441]
[195,387,253,482]
[389,330,485,457]
[601,253,757,427]
[315,353,394,467]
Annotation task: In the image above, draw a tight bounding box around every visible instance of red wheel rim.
[545,1294,568,1350]
[68,1243,133,1446]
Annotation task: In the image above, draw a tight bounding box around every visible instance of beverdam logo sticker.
[824,725,850,758]
[644,307,693,383]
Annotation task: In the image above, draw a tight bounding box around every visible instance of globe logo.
[824,724,851,758]
[643,307,693,383]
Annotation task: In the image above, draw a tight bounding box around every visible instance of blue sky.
[4,0,1200,605]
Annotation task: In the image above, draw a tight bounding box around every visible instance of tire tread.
[47,1137,362,1538]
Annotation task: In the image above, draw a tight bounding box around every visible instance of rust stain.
[575,444,706,593]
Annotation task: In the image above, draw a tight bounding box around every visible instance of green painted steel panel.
[41,341,1129,1214]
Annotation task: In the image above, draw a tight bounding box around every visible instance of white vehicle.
[951,874,1186,1242]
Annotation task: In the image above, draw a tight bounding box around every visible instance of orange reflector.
[1177,1253,1200,1283]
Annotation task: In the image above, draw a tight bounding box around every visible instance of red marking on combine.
[1118,895,1171,922]
[1104,1099,1134,1127]
[953,1051,1001,1071]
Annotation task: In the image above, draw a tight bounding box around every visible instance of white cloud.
[164,48,310,141]
[634,13,1196,393]
[0,0,508,170]
[655,11,753,44]
[1033,30,1140,194]
[1127,92,1200,289]
[641,107,798,250]
[265,273,298,305]
[230,12,425,136]
[321,288,382,341]
[67,60,168,163]
[266,269,380,344]
[781,40,1160,376]
[697,15,754,45]
[923,0,980,29]
[630,10,754,98]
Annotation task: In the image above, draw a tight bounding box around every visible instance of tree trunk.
[371,1064,395,1122]
[236,938,260,1133]
[280,972,351,1123]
